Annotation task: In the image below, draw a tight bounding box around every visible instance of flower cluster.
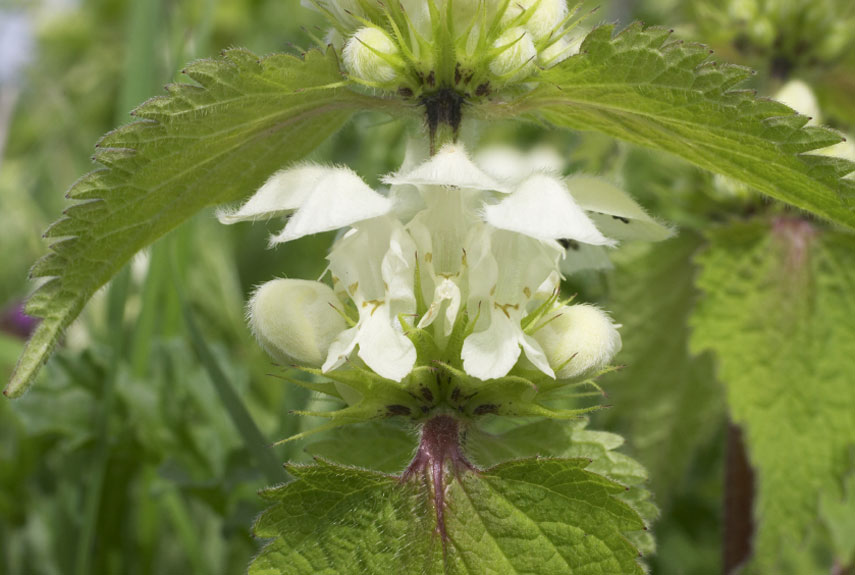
[220,142,671,425]
[302,0,585,95]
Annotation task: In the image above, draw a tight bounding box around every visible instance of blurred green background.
[1,0,853,574]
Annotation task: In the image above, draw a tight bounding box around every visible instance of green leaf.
[820,471,855,569]
[304,421,417,473]
[691,220,855,572]
[600,234,723,501]
[469,418,658,556]
[510,23,855,227]
[251,458,646,574]
[5,48,372,398]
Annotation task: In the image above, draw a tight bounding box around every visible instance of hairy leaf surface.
[6,48,373,397]
[510,24,855,227]
[601,235,723,501]
[691,220,855,572]
[251,458,646,574]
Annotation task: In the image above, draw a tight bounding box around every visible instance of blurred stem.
[117,0,162,120]
[723,421,756,574]
[74,267,130,575]
[76,0,162,571]
[173,252,286,485]
[161,486,210,575]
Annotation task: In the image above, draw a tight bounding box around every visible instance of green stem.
[74,267,130,575]
[172,252,287,485]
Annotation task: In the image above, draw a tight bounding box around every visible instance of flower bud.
[503,0,568,41]
[490,27,537,82]
[249,279,347,367]
[343,26,401,85]
[533,304,622,379]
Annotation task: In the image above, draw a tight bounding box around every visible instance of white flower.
[532,303,622,379]
[323,217,418,381]
[462,229,562,380]
[221,141,667,384]
[248,279,347,367]
[217,164,392,245]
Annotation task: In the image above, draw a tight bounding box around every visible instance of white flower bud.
[532,304,622,379]
[503,0,568,41]
[343,26,400,84]
[400,0,483,37]
[538,34,583,66]
[490,27,537,82]
[249,279,347,367]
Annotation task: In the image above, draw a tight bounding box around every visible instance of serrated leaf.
[600,234,723,501]
[5,48,375,398]
[469,418,657,557]
[691,220,855,572]
[510,23,855,227]
[252,458,646,574]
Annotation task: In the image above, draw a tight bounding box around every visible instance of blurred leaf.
[6,47,373,398]
[691,220,855,572]
[512,23,855,227]
[251,458,646,574]
[820,471,855,569]
[304,421,416,473]
[183,300,286,484]
[601,234,724,501]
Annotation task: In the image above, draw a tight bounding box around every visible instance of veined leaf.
[251,458,646,574]
[469,418,658,557]
[691,220,855,572]
[5,48,376,398]
[508,23,855,227]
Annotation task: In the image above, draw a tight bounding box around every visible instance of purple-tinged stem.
[401,415,478,538]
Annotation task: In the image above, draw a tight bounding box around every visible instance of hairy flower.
[303,0,586,100]
[220,141,671,426]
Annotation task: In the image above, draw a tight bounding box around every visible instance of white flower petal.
[489,230,564,306]
[271,168,392,244]
[322,325,360,373]
[328,217,406,302]
[566,175,674,242]
[418,277,462,337]
[462,309,522,380]
[383,143,509,192]
[356,307,416,381]
[520,334,555,378]
[217,165,328,224]
[382,225,417,312]
[484,174,614,245]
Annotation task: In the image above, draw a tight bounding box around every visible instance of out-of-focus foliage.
[1,0,854,573]
[692,221,855,573]
[0,0,408,573]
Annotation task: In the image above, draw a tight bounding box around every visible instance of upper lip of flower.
[220,141,671,382]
